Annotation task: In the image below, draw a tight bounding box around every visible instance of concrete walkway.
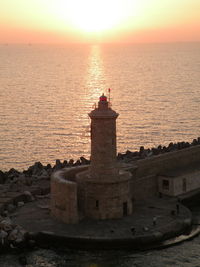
[11,195,192,250]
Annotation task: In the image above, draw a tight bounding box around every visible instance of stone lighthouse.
[77,94,133,220]
[89,94,119,182]
[51,94,133,223]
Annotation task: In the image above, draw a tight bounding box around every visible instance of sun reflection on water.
[85,45,107,106]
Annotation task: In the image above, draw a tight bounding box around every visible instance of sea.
[0,42,200,266]
[0,42,200,171]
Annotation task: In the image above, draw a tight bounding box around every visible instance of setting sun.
[51,0,138,34]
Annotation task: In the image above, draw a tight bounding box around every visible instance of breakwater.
[1,137,200,183]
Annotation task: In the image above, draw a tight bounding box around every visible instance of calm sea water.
[0,42,200,171]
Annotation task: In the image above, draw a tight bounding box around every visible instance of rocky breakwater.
[0,157,90,252]
[118,137,200,162]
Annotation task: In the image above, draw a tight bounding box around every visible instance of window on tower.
[95,200,99,209]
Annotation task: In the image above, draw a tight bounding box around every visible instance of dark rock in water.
[44,163,52,170]
[125,150,134,158]
[139,146,145,152]
[53,159,63,171]
[6,168,20,179]
[139,146,146,158]
[55,159,61,166]
[80,156,90,165]
[192,139,198,146]
[0,170,6,184]
[74,160,81,166]
[117,153,124,160]
[63,160,68,167]
[185,142,190,148]
[125,150,132,155]
[27,162,44,176]
[151,148,159,155]
[69,159,74,166]
[132,151,139,157]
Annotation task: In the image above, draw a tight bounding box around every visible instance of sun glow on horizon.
[1,0,200,43]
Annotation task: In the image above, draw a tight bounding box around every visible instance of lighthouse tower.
[89,94,119,181]
[76,94,133,220]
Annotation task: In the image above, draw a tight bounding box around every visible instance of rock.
[8,229,18,241]
[27,162,44,176]
[14,173,32,186]
[28,239,36,248]
[139,146,145,153]
[0,170,6,184]
[7,204,16,212]
[0,218,13,231]
[44,163,52,171]
[63,160,68,167]
[7,168,20,175]
[18,255,27,265]
[2,210,8,217]
[0,230,8,245]
[74,160,81,166]
[17,201,25,207]
[33,169,49,180]
[192,139,198,146]
[69,159,74,166]
[53,159,63,171]
[125,150,136,159]
[80,156,90,165]
[23,191,34,202]
[56,159,62,168]
[151,148,159,155]
[117,153,124,160]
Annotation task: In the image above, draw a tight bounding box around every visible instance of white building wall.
[159,171,200,197]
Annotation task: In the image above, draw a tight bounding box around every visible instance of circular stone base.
[11,195,192,250]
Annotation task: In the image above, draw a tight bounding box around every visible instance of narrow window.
[162,179,169,190]
[123,202,128,216]
[182,178,187,192]
[95,200,99,209]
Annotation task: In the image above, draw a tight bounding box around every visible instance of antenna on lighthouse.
[108,88,111,103]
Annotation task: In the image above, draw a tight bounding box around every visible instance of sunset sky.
[1,0,200,43]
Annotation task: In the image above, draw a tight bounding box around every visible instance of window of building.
[162,179,169,190]
[182,178,187,192]
[123,202,128,216]
[95,200,99,209]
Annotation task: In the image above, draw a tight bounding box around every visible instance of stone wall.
[51,172,78,224]
[51,166,89,224]
[77,170,133,220]
[131,175,158,201]
[129,145,200,200]
[135,145,200,178]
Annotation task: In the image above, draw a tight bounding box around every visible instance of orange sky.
[1,0,200,43]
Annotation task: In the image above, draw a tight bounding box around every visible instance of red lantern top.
[99,94,107,102]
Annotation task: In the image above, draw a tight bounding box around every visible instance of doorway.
[123,202,128,216]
